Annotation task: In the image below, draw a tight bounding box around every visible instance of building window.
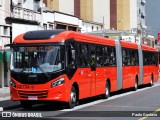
[0,0,2,7]
[43,24,47,30]
[49,24,53,30]
[4,26,8,35]
[56,24,66,30]
[92,26,94,31]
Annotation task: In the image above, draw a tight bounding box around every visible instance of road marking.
[0,107,3,111]
[92,105,156,109]
[61,83,160,111]
[139,108,160,120]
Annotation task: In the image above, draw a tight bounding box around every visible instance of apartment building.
[0,0,11,88]
[0,0,11,49]
[44,0,104,32]
[110,0,146,32]
[0,0,44,88]
[8,0,43,40]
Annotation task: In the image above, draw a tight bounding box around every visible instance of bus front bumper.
[10,84,70,102]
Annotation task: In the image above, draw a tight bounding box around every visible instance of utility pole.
[102,16,105,37]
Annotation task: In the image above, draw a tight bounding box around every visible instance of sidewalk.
[0,87,10,101]
[0,87,21,111]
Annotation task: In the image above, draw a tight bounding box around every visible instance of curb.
[3,104,21,111]
[0,100,21,111]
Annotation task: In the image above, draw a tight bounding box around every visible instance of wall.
[12,23,43,41]
[93,0,110,29]
[80,0,93,21]
[54,12,79,25]
[130,0,138,29]
[117,0,130,30]
[47,0,59,11]
[22,0,34,10]
[59,0,74,15]
[81,21,102,33]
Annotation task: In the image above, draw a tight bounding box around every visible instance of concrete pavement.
[0,87,21,111]
[0,87,10,101]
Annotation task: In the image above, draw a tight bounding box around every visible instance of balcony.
[6,6,41,25]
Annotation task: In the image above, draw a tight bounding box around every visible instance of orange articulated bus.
[6,30,159,109]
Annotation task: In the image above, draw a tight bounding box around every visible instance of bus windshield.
[11,45,65,73]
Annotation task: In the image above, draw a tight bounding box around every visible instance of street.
[1,80,160,120]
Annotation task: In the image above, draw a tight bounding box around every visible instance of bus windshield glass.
[11,45,65,73]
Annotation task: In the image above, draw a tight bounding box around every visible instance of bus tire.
[20,101,32,109]
[102,81,110,99]
[150,75,154,87]
[66,86,77,109]
[133,78,138,91]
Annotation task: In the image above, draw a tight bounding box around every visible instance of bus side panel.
[95,68,106,95]
[96,67,117,94]
[107,67,117,92]
[72,68,92,99]
[149,66,159,83]
[143,66,150,84]
[122,66,138,89]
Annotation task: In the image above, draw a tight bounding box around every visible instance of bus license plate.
[28,96,37,100]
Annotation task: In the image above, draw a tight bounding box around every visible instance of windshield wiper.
[36,64,50,78]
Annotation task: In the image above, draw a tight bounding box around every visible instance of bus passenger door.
[75,43,93,98]
[90,66,96,97]
[89,45,96,97]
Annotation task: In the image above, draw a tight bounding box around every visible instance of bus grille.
[18,90,48,98]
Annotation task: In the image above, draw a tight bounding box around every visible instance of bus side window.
[89,45,96,68]
[76,43,83,67]
[154,52,157,66]
[76,43,89,67]
[127,49,131,66]
[122,49,127,66]
[104,47,110,66]
[67,44,75,68]
[109,47,116,66]
[81,44,89,67]
[96,45,103,67]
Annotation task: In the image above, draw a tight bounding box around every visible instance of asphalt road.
[1,81,160,120]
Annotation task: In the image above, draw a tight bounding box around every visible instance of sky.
[145,0,160,39]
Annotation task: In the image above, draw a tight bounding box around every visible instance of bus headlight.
[51,78,64,88]
[10,80,16,88]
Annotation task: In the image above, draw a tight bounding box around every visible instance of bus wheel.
[66,86,77,109]
[20,101,32,109]
[102,81,110,99]
[134,79,138,91]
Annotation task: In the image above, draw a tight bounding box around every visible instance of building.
[0,0,11,49]
[0,0,151,88]
[110,0,146,31]
[44,0,104,32]
[0,0,44,88]
[0,0,12,88]
[42,10,82,32]
[7,0,43,41]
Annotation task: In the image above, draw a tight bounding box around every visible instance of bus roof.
[141,44,158,52]
[13,30,116,46]
[120,41,138,49]
[13,30,158,52]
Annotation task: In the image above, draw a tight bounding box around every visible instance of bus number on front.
[17,85,32,89]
